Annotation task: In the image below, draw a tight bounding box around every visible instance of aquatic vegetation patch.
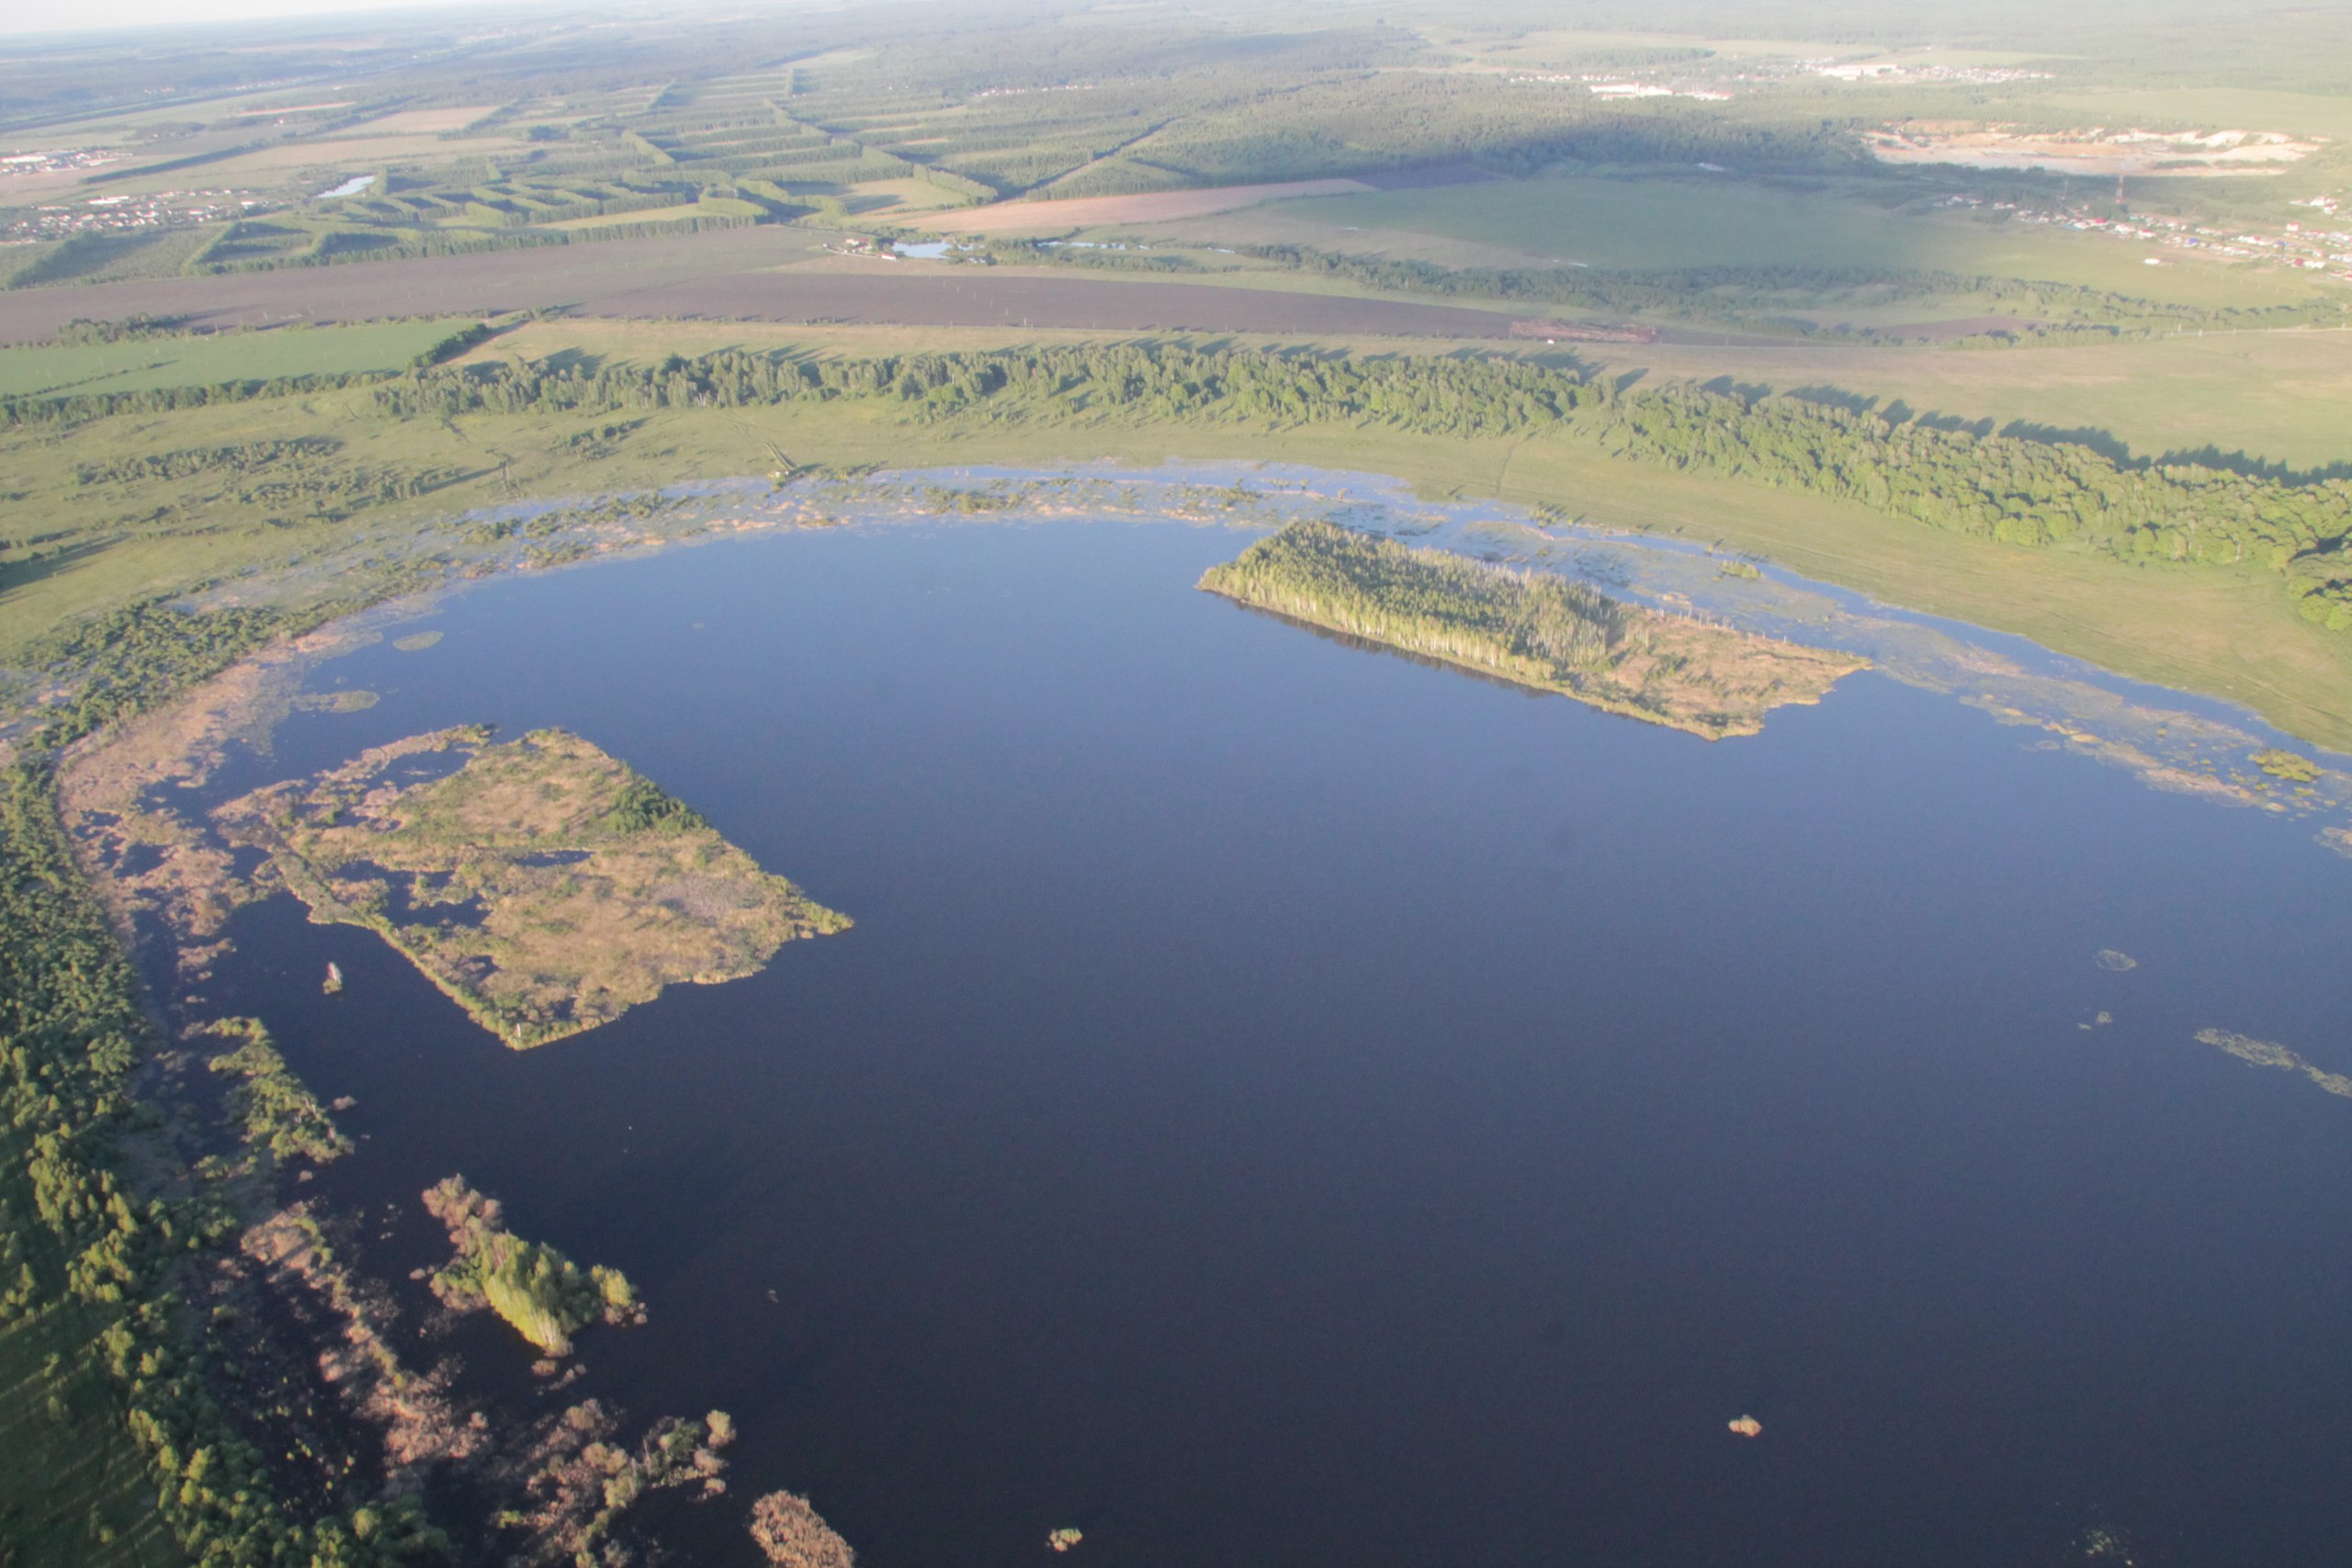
[295,688,379,714]
[215,726,849,1047]
[2251,749,2323,784]
[423,1177,644,1356]
[201,1017,353,1167]
[241,1204,487,1493]
[2194,1029,2352,1100]
[751,1490,857,1568]
[501,1399,734,1566]
[1199,520,1866,739]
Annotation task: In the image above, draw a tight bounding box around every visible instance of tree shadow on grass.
[2001,422,2136,464]
[0,537,120,610]
[1785,383,1879,415]
[2149,444,2352,485]
[1699,374,1773,406]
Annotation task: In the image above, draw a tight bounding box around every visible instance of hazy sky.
[1,0,507,37]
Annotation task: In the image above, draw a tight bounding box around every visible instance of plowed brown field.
[0,232,1529,344]
[909,177,1375,233]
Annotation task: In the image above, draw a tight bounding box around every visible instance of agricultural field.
[914,176,1380,233]
[514,266,1542,336]
[0,319,466,397]
[0,228,827,342]
[1118,173,2342,311]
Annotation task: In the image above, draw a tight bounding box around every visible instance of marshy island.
[215,726,849,1048]
[1199,520,1867,739]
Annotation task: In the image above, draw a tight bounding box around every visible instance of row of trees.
[1,370,393,429]
[365,343,2352,627]
[202,1020,354,1167]
[1589,385,2352,626]
[370,344,1600,435]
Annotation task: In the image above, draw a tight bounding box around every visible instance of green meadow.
[1136,173,2334,310]
[0,321,468,397]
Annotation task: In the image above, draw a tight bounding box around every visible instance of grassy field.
[540,203,713,231]
[6,370,2349,752]
[1581,328,2352,472]
[0,230,220,292]
[1132,173,2335,310]
[840,177,967,217]
[0,320,468,397]
[153,133,536,185]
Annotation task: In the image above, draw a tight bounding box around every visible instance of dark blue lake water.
[198,519,2352,1568]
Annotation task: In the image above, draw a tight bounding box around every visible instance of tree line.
[1,371,395,429]
[367,343,2352,628]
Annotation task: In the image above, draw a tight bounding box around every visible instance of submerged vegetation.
[1200,520,1865,738]
[423,1177,643,1356]
[216,727,849,1048]
[500,1400,734,1567]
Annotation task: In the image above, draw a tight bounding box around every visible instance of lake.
[186,513,2352,1568]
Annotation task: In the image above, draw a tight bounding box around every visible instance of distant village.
[1934,191,2352,285]
[0,146,269,244]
